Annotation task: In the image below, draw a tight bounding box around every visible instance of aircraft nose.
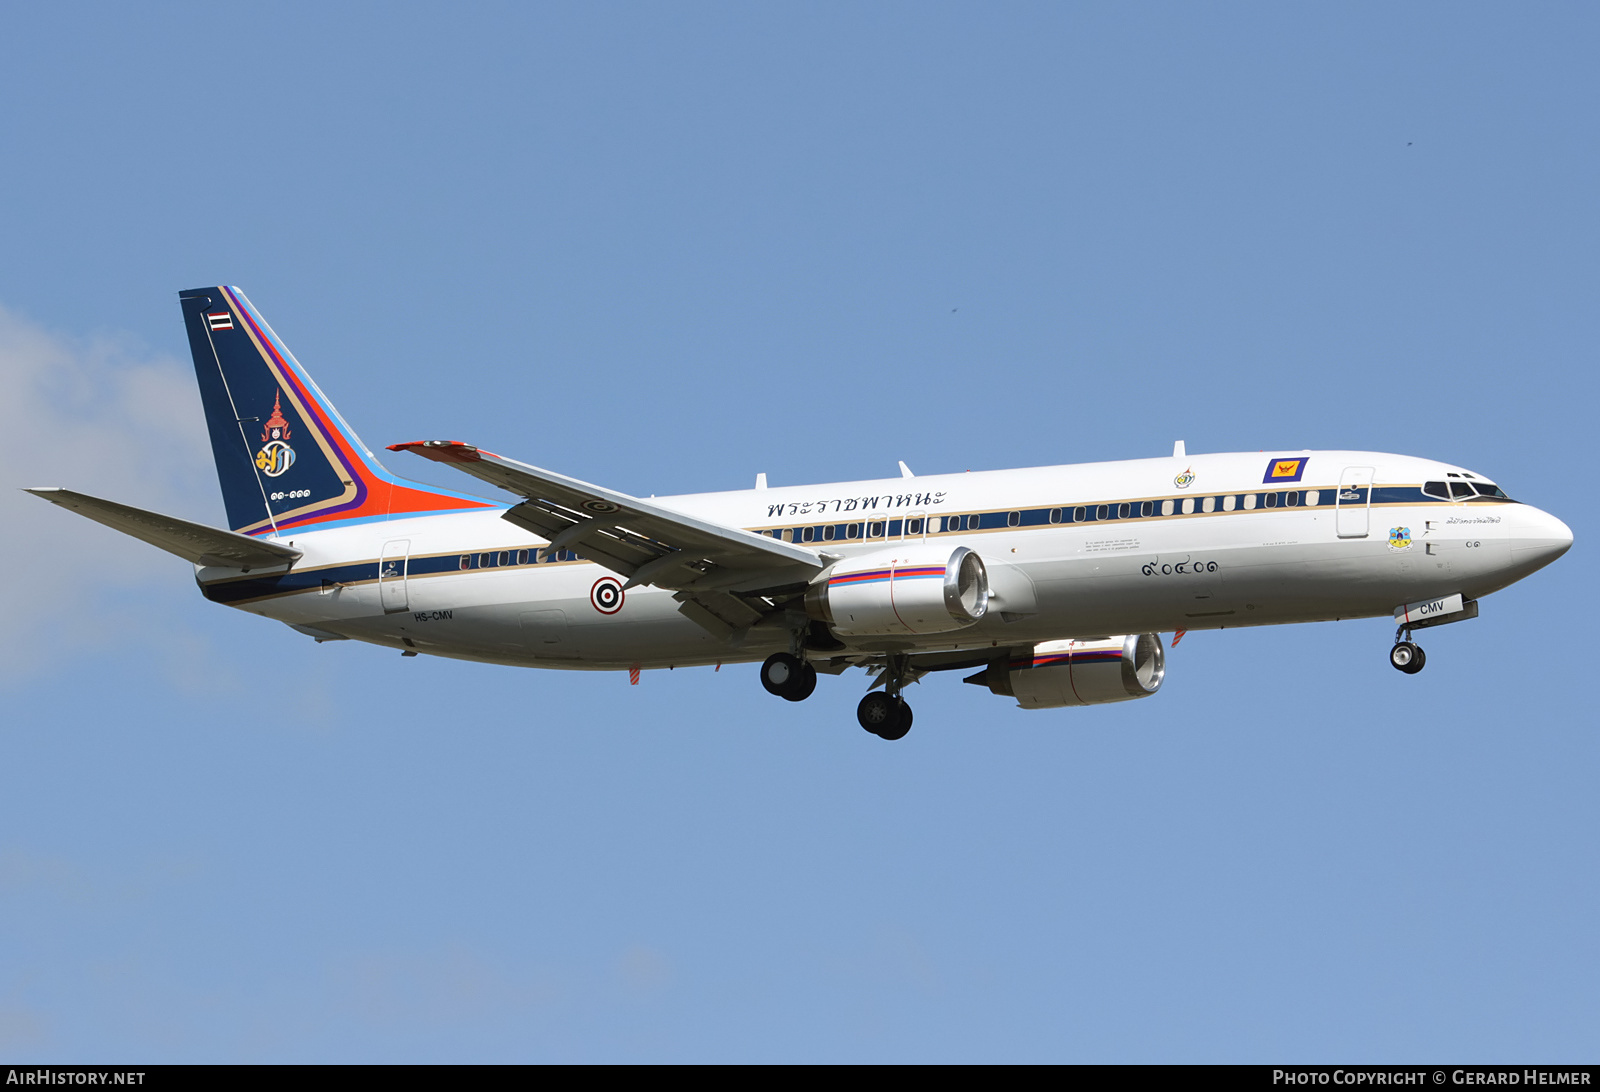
[1511,506,1574,574]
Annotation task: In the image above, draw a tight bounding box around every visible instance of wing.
[389,441,825,633]
[25,488,302,570]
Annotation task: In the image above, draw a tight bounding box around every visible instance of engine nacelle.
[806,545,989,637]
[965,634,1166,709]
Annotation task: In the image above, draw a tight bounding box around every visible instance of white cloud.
[0,304,216,678]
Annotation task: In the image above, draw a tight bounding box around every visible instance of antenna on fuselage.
[1172,440,1186,458]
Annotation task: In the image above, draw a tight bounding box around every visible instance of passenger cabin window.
[1074,507,1087,522]
[1223,495,1236,512]
[1007,512,1020,527]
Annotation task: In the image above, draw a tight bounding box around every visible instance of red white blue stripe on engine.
[829,565,944,587]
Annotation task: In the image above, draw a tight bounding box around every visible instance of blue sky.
[0,2,1595,1061]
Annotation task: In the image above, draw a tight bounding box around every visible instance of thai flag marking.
[207,312,233,331]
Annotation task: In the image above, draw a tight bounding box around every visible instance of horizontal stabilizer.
[24,488,302,570]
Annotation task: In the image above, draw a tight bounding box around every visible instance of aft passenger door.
[1335,467,1374,539]
[379,539,410,613]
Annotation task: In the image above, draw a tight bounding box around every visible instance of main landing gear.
[858,654,914,741]
[1390,626,1426,674]
[760,652,817,702]
[758,649,914,741]
[857,692,912,741]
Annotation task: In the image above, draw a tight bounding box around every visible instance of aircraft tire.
[858,692,906,738]
[878,701,912,741]
[761,652,804,698]
[785,662,818,702]
[1390,642,1425,674]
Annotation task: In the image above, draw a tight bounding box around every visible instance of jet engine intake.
[965,634,1165,709]
[806,545,989,637]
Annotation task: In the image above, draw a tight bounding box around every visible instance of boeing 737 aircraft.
[28,287,1573,739]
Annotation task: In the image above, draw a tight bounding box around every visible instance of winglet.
[387,440,486,463]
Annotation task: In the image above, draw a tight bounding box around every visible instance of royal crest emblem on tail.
[255,390,297,477]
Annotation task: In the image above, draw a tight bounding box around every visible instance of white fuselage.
[196,450,1572,669]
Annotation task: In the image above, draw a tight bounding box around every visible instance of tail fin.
[178,286,493,534]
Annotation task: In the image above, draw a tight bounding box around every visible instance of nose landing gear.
[1390,626,1426,674]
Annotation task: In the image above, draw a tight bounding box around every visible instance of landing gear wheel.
[857,693,912,740]
[761,653,817,701]
[879,702,912,741]
[1390,641,1426,674]
[788,662,817,701]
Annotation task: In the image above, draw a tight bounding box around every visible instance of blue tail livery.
[177,286,493,534]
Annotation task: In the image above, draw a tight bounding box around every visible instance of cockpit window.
[1423,481,1449,500]
[1471,482,1510,499]
[1449,481,1474,498]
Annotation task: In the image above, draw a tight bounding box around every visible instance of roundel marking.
[581,499,620,515]
[590,576,625,614]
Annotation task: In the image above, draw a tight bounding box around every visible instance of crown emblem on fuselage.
[1174,467,1196,489]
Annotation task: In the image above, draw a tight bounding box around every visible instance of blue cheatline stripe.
[198,544,593,604]
[205,484,1504,605]
[758,485,1489,541]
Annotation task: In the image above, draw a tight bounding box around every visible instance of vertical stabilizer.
[178,286,492,534]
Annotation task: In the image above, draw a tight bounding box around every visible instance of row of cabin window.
[760,490,1330,543]
[459,548,579,570]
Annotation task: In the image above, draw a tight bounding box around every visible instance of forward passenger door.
[1336,467,1374,539]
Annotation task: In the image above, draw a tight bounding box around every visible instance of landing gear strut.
[1390,625,1426,674]
[760,652,817,701]
[858,654,914,740]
